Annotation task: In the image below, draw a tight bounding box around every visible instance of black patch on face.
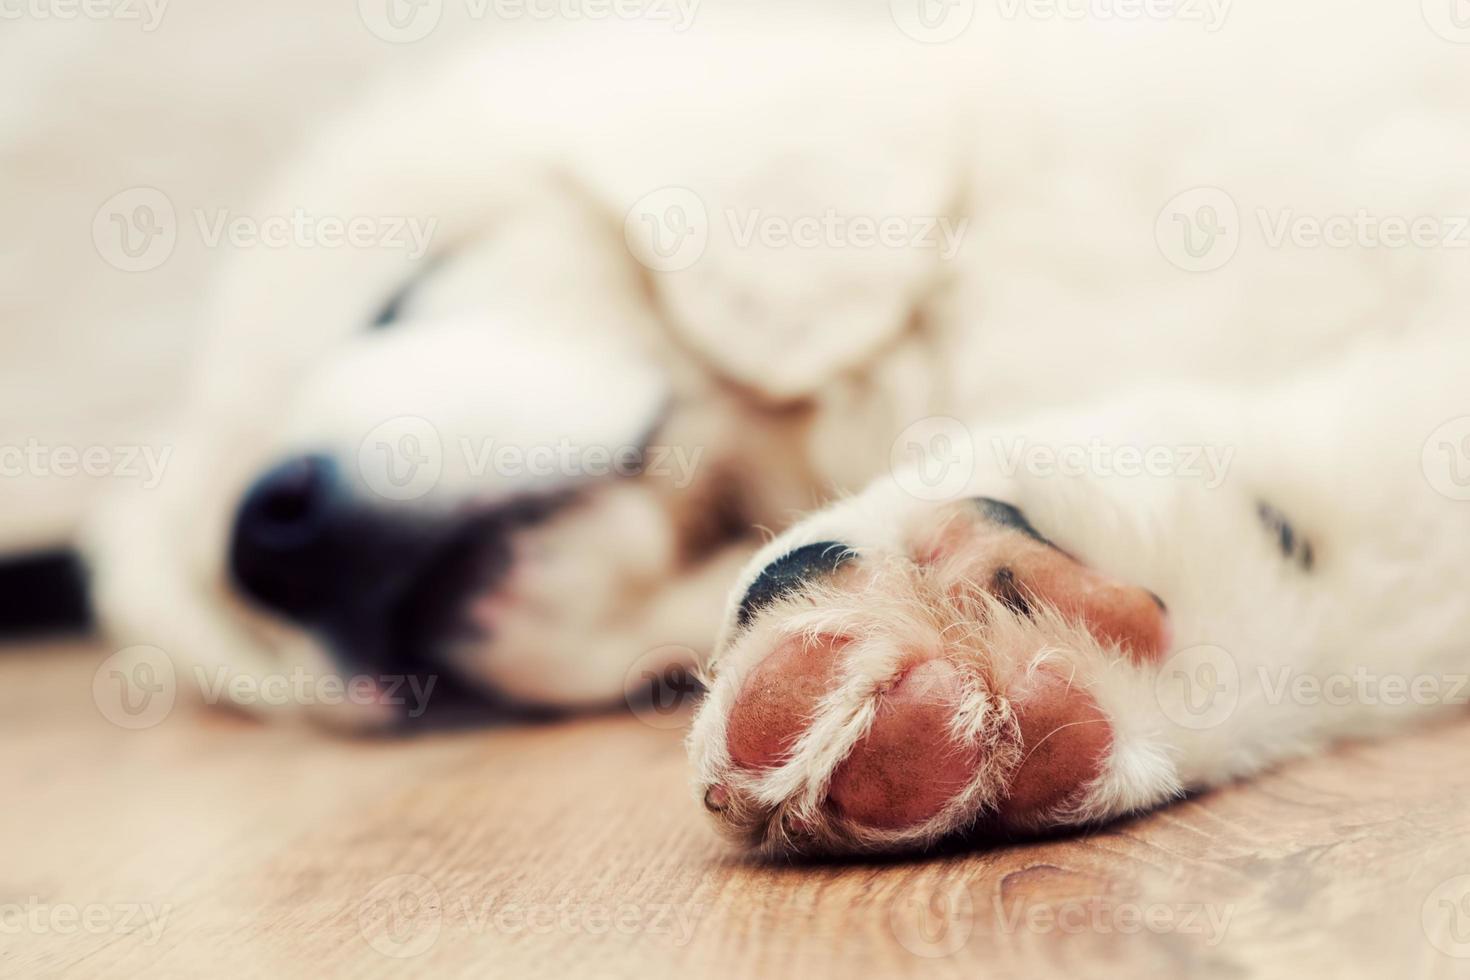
[736,541,857,629]
[973,497,1052,546]
[1256,500,1314,571]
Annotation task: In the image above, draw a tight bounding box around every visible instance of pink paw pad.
[726,633,844,770]
[827,659,983,829]
[997,667,1113,826]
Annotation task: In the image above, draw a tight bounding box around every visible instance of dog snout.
[228,454,453,626]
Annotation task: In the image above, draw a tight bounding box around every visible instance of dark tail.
[0,549,92,637]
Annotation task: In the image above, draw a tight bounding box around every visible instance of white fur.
[691,335,1470,852]
[75,2,1470,797]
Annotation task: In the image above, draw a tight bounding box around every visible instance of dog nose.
[228,454,446,624]
[229,454,342,620]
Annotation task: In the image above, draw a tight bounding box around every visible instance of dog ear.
[627,94,969,404]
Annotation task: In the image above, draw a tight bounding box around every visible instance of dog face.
[225,309,671,699]
[84,195,778,729]
[81,27,968,730]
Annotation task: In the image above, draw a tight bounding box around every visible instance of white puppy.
[82,6,1470,850]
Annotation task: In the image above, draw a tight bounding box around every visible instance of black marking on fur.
[991,566,1032,617]
[370,256,442,329]
[736,541,857,629]
[1256,500,1314,571]
[973,497,1051,546]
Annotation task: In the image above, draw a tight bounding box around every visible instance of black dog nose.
[229,455,340,620]
[229,454,447,624]
[240,454,332,545]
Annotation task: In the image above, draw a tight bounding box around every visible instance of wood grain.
[3,640,1469,979]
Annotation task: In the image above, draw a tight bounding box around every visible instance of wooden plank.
[2,641,1467,979]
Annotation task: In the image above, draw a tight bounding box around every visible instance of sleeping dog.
[85,10,1470,852]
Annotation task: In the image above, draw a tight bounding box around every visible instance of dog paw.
[687,494,1174,856]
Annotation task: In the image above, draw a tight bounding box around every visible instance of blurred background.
[3,1,441,552]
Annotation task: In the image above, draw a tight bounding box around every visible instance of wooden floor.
[5,640,1470,979]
